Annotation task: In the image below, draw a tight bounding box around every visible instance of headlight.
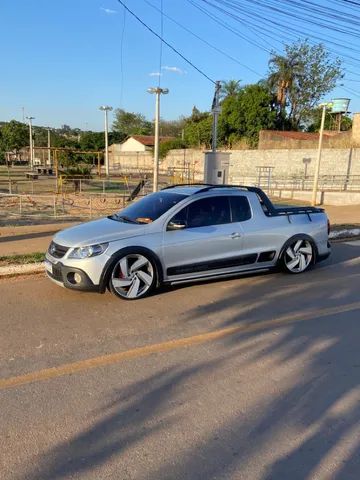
[68,243,109,259]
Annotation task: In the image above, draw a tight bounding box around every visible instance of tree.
[218,84,277,147]
[79,131,104,151]
[159,138,187,159]
[306,111,352,132]
[183,109,212,148]
[1,120,28,155]
[220,80,241,99]
[112,109,152,140]
[267,40,343,129]
[159,118,186,137]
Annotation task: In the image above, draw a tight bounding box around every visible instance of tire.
[281,238,314,274]
[109,252,157,300]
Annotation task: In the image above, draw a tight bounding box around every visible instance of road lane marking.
[1,301,359,391]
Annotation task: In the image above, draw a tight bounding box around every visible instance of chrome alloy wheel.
[110,254,155,299]
[284,239,313,273]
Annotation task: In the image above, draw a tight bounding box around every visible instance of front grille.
[48,263,63,282]
[49,241,69,259]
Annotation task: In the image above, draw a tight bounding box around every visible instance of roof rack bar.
[161,183,214,190]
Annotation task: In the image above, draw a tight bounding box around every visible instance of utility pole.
[47,127,51,166]
[211,81,222,152]
[99,105,113,177]
[147,87,169,192]
[311,102,332,206]
[26,116,35,169]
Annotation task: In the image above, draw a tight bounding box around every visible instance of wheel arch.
[278,233,318,265]
[99,246,164,293]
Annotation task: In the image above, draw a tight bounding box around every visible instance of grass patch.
[0,252,45,266]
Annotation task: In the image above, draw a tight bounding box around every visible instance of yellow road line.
[1,301,359,391]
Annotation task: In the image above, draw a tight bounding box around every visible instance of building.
[108,135,176,171]
[114,135,175,153]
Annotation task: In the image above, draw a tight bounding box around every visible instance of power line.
[144,0,263,77]
[115,0,216,84]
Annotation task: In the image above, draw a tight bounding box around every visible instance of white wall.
[116,138,147,152]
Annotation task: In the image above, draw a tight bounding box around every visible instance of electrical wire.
[144,0,263,77]
[115,0,216,84]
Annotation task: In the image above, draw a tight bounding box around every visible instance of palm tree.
[220,80,241,99]
[268,54,301,115]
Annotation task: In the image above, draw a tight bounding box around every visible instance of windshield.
[110,191,187,224]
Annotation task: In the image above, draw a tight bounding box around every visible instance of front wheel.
[282,239,314,274]
[109,253,157,300]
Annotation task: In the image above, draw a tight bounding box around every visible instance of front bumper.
[45,259,100,292]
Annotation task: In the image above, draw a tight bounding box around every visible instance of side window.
[187,196,230,228]
[169,205,188,226]
[230,196,251,222]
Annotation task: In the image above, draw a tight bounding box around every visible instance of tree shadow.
[23,242,360,479]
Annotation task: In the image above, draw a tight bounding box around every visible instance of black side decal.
[258,251,276,262]
[167,254,258,276]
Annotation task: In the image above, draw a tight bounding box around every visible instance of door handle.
[229,232,241,239]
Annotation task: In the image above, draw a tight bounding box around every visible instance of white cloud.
[149,72,162,77]
[162,66,187,75]
[100,7,118,14]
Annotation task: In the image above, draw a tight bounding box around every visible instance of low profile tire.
[282,238,314,274]
[109,252,157,300]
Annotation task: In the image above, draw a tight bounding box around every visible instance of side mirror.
[167,220,186,231]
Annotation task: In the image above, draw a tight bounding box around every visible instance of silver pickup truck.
[45,184,331,300]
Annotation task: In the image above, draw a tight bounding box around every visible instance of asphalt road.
[1,241,360,480]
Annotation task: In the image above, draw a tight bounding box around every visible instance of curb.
[329,228,360,240]
[0,229,359,279]
[0,262,44,278]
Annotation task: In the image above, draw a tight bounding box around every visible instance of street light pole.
[99,105,113,177]
[147,87,169,192]
[47,127,51,166]
[26,116,35,169]
[311,102,332,206]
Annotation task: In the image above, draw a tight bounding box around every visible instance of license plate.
[44,260,53,274]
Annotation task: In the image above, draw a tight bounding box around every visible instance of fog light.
[74,272,82,284]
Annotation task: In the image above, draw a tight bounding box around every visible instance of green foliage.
[306,111,352,132]
[159,118,186,137]
[79,131,104,150]
[267,40,343,129]
[220,80,242,99]
[184,112,212,148]
[113,109,152,139]
[159,138,187,159]
[218,84,277,147]
[0,120,28,153]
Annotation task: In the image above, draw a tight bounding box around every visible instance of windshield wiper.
[109,214,139,224]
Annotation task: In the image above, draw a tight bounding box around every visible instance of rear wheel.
[282,239,314,274]
[109,253,156,300]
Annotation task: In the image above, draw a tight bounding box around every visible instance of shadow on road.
[24,242,360,479]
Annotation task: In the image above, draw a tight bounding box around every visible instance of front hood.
[53,217,146,247]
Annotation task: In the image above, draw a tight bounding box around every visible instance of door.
[162,195,244,279]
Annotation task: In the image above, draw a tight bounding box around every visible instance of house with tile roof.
[115,135,176,152]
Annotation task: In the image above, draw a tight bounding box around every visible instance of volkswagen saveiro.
[45,184,331,300]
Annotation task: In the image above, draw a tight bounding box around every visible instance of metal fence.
[0,193,147,220]
[231,174,360,192]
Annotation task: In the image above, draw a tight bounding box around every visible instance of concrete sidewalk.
[0,204,359,257]
[0,222,79,256]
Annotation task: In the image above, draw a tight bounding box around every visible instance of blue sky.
[1,0,359,131]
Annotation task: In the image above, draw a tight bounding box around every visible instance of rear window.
[230,196,251,222]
